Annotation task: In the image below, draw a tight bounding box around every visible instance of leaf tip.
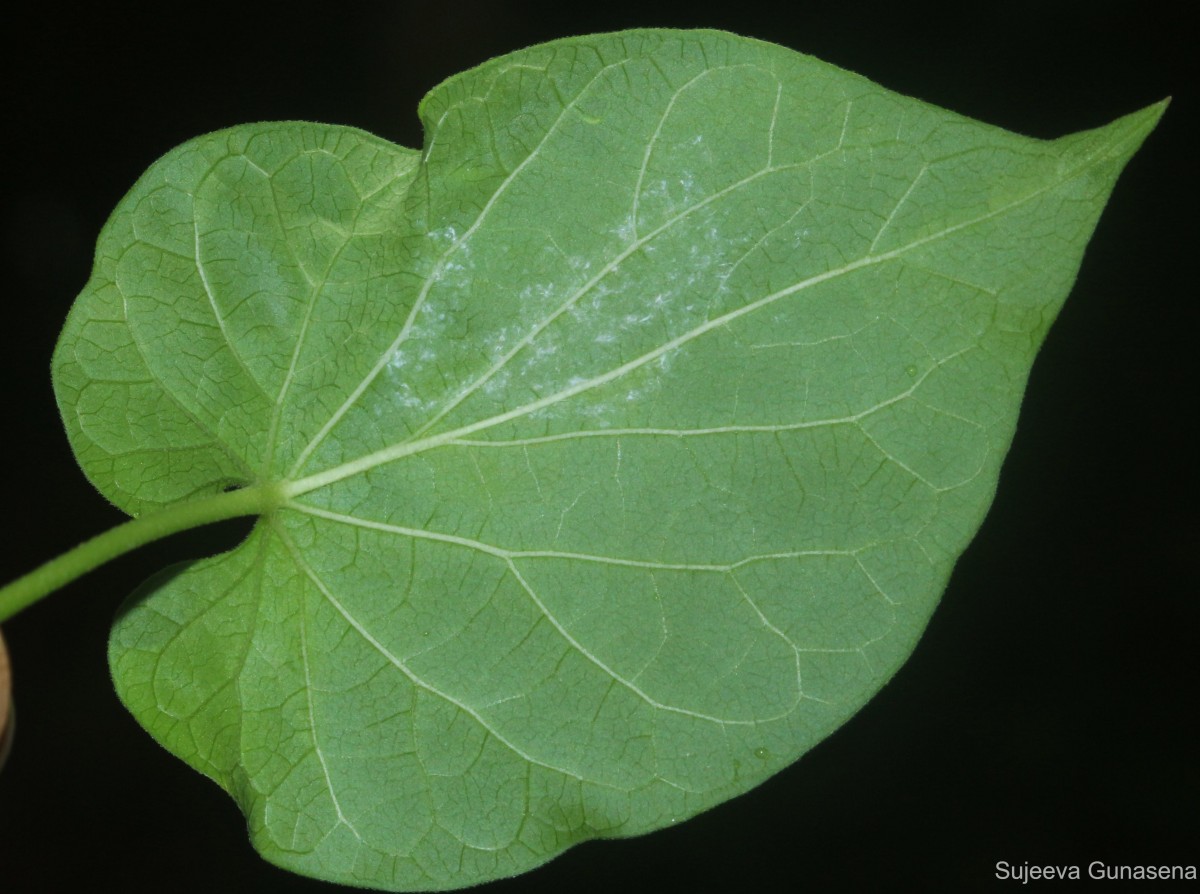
[1104,97,1169,156]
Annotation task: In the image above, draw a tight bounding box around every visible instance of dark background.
[0,2,1193,891]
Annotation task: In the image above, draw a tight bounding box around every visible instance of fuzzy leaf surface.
[51,29,1161,891]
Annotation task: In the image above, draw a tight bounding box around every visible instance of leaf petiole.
[0,483,279,623]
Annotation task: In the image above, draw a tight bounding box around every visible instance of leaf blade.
[52,30,1162,891]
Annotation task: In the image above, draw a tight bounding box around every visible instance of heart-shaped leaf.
[51,29,1161,890]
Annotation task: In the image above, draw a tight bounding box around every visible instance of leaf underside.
[52,29,1159,891]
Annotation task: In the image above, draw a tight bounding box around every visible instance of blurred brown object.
[0,627,11,770]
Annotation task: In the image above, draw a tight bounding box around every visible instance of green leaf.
[50,29,1161,891]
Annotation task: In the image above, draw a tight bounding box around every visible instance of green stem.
[0,484,278,624]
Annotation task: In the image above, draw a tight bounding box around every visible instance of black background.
[0,2,1193,892]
